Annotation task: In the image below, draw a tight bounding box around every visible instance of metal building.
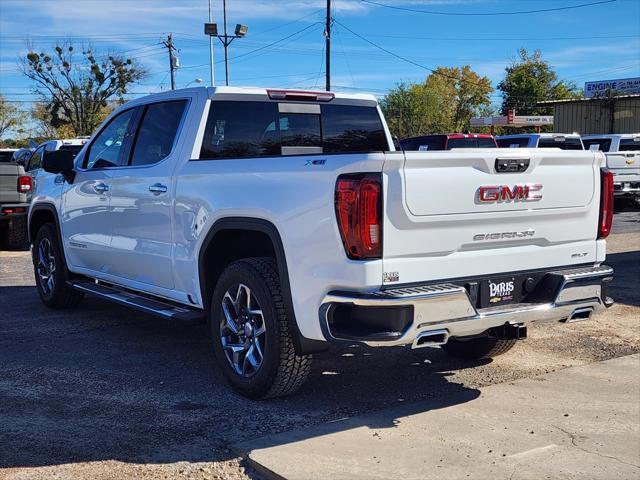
[538,94,640,134]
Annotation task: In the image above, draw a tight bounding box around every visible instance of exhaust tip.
[412,329,449,349]
[564,307,594,323]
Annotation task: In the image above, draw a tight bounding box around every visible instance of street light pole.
[208,0,215,86]
[325,0,331,91]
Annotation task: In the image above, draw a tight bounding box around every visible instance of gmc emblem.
[477,184,543,203]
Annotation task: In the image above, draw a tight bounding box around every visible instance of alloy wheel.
[36,238,56,295]
[219,283,267,377]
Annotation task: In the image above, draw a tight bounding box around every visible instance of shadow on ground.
[0,284,482,469]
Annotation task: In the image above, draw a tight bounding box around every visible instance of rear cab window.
[447,137,496,149]
[619,138,640,151]
[538,137,583,150]
[199,100,388,159]
[497,137,530,148]
[582,138,612,152]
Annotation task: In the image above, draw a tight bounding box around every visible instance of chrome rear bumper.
[319,265,613,348]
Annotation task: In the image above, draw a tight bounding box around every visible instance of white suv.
[29,87,614,398]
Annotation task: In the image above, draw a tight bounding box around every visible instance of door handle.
[93,182,110,194]
[149,183,168,194]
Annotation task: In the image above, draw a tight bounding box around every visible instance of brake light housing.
[267,89,334,102]
[335,173,382,259]
[17,175,32,193]
[598,168,614,239]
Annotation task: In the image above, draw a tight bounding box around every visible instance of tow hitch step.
[490,323,527,340]
[69,280,205,321]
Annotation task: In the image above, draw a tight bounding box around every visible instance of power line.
[361,0,617,16]
[333,19,488,88]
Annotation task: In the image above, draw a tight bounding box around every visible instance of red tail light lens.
[598,168,614,239]
[17,175,32,193]
[335,173,382,259]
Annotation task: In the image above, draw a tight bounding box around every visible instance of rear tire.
[6,216,28,249]
[441,336,517,360]
[32,223,84,309]
[210,257,312,399]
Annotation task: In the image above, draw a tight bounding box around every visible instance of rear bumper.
[0,203,29,220]
[319,265,613,348]
[613,173,640,196]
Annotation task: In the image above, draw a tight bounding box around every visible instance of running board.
[69,281,205,321]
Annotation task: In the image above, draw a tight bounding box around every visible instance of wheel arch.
[198,217,327,355]
[29,203,73,278]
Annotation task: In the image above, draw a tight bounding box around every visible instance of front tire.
[32,223,84,309]
[210,257,312,399]
[441,336,517,360]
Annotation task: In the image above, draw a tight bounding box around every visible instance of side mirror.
[43,149,76,183]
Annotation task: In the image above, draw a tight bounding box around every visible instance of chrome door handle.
[93,182,110,194]
[149,183,168,194]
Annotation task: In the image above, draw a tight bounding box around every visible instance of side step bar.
[69,280,205,321]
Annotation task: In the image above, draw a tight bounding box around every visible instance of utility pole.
[163,34,177,90]
[325,0,331,91]
[223,0,229,86]
[208,0,215,86]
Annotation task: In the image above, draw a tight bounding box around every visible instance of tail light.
[17,175,32,193]
[335,173,382,259]
[598,168,614,239]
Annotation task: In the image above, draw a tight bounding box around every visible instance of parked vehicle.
[25,139,87,191]
[11,148,34,166]
[497,133,584,150]
[0,160,32,248]
[401,133,497,151]
[582,134,640,207]
[30,87,614,399]
[0,149,17,163]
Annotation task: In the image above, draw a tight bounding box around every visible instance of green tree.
[21,42,147,136]
[381,66,493,137]
[498,49,580,116]
[0,95,27,138]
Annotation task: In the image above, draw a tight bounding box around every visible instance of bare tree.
[21,42,147,136]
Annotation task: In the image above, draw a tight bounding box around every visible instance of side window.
[85,108,136,169]
[27,146,45,171]
[130,100,187,166]
[200,101,279,159]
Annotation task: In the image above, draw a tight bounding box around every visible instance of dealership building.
[537,77,640,134]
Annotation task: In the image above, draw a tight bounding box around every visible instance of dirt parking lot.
[1,212,638,480]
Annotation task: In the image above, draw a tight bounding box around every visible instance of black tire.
[441,336,517,360]
[32,223,84,309]
[210,257,312,399]
[6,216,28,249]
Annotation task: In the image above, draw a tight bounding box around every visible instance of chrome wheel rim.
[220,283,266,377]
[36,238,56,295]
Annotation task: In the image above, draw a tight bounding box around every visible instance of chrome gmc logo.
[477,184,543,203]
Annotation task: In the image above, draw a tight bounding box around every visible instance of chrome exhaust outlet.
[564,307,594,323]
[412,329,449,349]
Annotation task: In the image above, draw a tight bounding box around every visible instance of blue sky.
[1,0,639,110]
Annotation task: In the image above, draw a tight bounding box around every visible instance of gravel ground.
[0,213,638,480]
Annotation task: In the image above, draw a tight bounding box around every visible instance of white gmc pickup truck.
[30,87,614,399]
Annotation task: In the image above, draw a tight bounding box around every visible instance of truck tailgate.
[382,149,604,285]
[0,163,20,204]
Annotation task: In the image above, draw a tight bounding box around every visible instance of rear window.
[199,101,387,159]
[619,138,640,151]
[582,138,612,152]
[0,151,15,162]
[447,137,496,149]
[497,138,529,148]
[59,145,84,157]
[538,137,583,150]
[400,136,446,151]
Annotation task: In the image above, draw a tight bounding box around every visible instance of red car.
[400,133,497,151]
